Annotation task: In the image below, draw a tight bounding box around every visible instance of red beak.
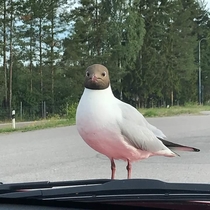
[91,74,98,81]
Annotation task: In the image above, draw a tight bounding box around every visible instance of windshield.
[0,0,209,186]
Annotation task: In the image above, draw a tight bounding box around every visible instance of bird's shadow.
[95,153,124,162]
[96,153,109,160]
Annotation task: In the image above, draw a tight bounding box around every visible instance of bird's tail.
[154,149,179,157]
[158,138,200,152]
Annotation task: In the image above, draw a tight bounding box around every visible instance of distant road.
[1,111,209,129]
[0,115,209,184]
[1,111,209,130]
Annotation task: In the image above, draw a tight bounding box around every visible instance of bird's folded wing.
[118,101,199,153]
[147,123,167,140]
[158,138,200,152]
[118,101,167,140]
[118,118,170,153]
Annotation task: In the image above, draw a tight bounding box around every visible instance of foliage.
[140,104,210,117]
[0,0,210,120]
[0,118,73,133]
[66,103,78,120]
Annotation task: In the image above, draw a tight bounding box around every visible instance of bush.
[47,114,61,120]
[143,110,158,117]
[66,103,78,119]
[184,102,199,107]
[0,108,9,121]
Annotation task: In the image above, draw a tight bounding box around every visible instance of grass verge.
[0,105,209,133]
[140,105,210,117]
[0,118,75,134]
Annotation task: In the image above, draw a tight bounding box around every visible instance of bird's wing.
[147,123,167,140]
[118,101,167,139]
[118,117,175,156]
[118,101,199,153]
[158,138,200,152]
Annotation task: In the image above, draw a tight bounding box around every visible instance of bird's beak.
[91,74,98,82]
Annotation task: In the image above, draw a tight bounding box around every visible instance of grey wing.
[147,123,167,140]
[118,101,199,153]
[118,118,174,155]
[118,101,167,139]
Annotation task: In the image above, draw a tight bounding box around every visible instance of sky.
[205,0,210,10]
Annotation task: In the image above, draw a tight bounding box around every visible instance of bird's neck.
[83,85,114,98]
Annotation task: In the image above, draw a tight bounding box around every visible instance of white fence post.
[12,110,15,129]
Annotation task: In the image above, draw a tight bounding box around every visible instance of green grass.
[0,118,75,134]
[0,127,17,133]
[21,118,75,132]
[0,105,209,133]
[140,104,210,117]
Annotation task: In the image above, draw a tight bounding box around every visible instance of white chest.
[75,88,153,161]
[76,88,120,135]
[76,88,124,154]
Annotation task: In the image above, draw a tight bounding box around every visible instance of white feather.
[76,86,176,162]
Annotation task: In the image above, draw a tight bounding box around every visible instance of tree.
[0,0,210,121]
[0,0,9,115]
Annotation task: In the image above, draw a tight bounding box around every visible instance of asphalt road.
[0,115,209,184]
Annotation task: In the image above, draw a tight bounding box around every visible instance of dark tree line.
[0,0,210,120]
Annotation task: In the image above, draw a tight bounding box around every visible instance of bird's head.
[84,64,110,90]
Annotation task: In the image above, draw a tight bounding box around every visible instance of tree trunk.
[30,20,33,93]
[9,0,13,114]
[39,17,43,98]
[3,0,8,109]
[50,5,55,113]
[95,0,100,56]
[118,59,123,100]
[171,90,174,106]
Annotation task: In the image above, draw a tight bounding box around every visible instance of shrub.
[143,110,158,117]
[66,103,78,119]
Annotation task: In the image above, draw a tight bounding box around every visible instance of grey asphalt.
[0,115,209,184]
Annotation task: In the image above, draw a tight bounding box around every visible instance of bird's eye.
[86,71,90,77]
[102,71,106,77]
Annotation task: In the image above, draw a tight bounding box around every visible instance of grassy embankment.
[0,104,209,133]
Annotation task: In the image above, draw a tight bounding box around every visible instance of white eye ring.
[86,71,90,77]
[102,71,106,77]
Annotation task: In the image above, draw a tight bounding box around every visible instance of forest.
[0,0,210,120]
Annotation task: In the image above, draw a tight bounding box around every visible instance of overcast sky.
[205,0,210,10]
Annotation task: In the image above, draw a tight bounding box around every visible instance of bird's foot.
[126,160,132,179]
[111,158,116,179]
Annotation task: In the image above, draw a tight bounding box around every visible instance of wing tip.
[158,137,200,152]
[172,147,200,152]
[193,147,200,152]
[179,147,200,152]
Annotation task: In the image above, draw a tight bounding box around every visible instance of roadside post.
[12,110,15,129]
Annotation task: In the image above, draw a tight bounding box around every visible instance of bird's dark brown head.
[84,64,110,90]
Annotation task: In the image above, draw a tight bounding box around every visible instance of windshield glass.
[0,0,209,185]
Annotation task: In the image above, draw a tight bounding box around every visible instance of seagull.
[76,64,200,179]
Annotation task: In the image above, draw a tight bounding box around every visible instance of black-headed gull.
[76,64,200,179]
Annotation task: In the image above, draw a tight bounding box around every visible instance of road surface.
[0,115,209,184]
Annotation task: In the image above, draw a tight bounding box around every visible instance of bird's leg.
[110,158,116,179]
[126,160,132,179]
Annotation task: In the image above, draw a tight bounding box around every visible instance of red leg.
[126,160,132,179]
[111,158,116,179]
